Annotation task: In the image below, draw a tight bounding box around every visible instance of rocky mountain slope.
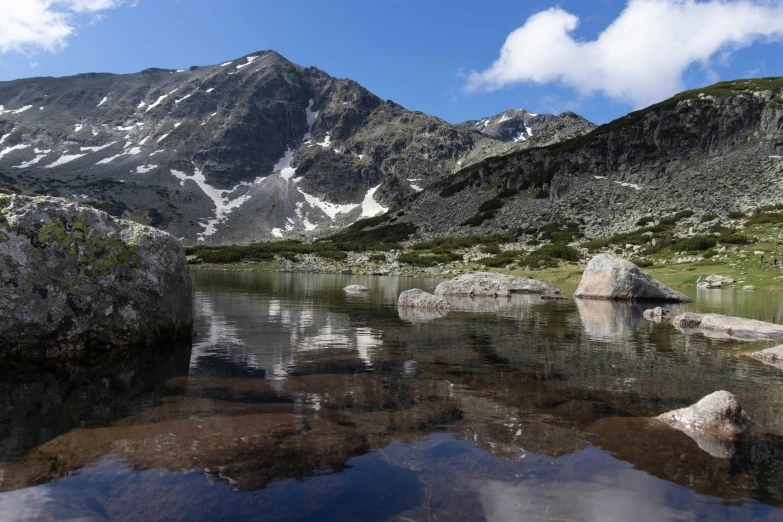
[393,78,783,240]
[2,51,548,244]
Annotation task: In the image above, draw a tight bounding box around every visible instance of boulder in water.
[643,307,672,322]
[656,391,751,458]
[343,285,369,293]
[397,288,450,310]
[671,313,783,341]
[434,272,561,298]
[574,254,692,302]
[0,194,192,357]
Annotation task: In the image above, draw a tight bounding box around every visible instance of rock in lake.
[343,285,369,293]
[656,391,751,458]
[643,307,672,322]
[434,272,561,298]
[397,289,450,310]
[0,194,192,356]
[750,345,783,370]
[671,313,783,341]
[574,254,692,302]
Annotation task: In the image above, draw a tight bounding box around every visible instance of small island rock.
[434,272,561,298]
[397,288,450,310]
[343,285,369,293]
[656,391,751,458]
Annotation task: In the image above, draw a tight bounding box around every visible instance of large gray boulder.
[0,194,192,356]
[671,313,783,341]
[434,272,561,298]
[574,254,692,302]
[397,288,450,311]
[656,391,751,458]
[343,285,369,293]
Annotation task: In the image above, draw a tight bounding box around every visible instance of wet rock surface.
[643,307,673,322]
[0,195,192,356]
[574,254,693,302]
[656,391,751,458]
[671,312,783,340]
[434,271,561,298]
[343,285,369,293]
[397,288,450,310]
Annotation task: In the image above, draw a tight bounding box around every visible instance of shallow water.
[3,271,783,521]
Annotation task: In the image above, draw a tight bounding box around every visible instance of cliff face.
[396,79,783,239]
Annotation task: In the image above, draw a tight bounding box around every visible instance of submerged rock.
[434,272,561,298]
[0,194,192,356]
[574,254,692,302]
[397,288,450,310]
[671,313,783,341]
[643,307,672,322]
[656,391,751,458]
[750,345,783,370]
[343,285,369,293]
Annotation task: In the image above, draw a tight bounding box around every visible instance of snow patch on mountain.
[360,185,388,218]
[236,56,258,70]
[0,144,30,160]
[145,88,178,113]
[136,164,157,174]
[80,141,118,153]
[97,97,108,107]
[0,105,32,116]
[297,188,358,220]
[13,148,51,168]
[44,152,86,168]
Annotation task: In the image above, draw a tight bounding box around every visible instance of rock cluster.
[697,275,736,289]
[343,285,369,293]
[0,195,192,357]
[574,254,692,302]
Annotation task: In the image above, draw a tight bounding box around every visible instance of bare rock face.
[397,288,450,311]
[434,272,561,298]
[0,195,192,357]
[343,285,369,293]
[656,391,751,458]
[671,313,783,341]
[574,254,693,302]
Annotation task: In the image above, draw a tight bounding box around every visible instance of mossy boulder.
[0,194,192,357]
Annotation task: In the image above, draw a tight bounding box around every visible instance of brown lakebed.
[2,272,783,521]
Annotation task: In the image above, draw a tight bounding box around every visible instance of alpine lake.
[3,270,783,522]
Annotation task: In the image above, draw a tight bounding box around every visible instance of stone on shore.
[0,194,192,357]
[656,391,751,458]
[434,272,561,298]
[343,285,369,293]
[397,288,450,310]
[574,254,693,302]
[671,313,783,341]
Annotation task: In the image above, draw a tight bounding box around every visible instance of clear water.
[3,271,783,521]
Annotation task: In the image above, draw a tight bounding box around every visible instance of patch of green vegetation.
[700,212,719,223]
[727,210,745,219]
[636,216,655,227]
[411,235,513,251]
[484,244,580,268]
[671,235,718,252]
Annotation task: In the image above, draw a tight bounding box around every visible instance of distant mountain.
[460,108,554,142]
[0,51,508,244]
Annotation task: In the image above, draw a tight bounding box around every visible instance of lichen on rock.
[0,194,192,357]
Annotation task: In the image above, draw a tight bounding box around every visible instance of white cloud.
[466,0,783,108]
[0,0,134,55]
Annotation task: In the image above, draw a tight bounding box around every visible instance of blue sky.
[1,0,783,125]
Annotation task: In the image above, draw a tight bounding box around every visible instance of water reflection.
[3,272,783,521]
